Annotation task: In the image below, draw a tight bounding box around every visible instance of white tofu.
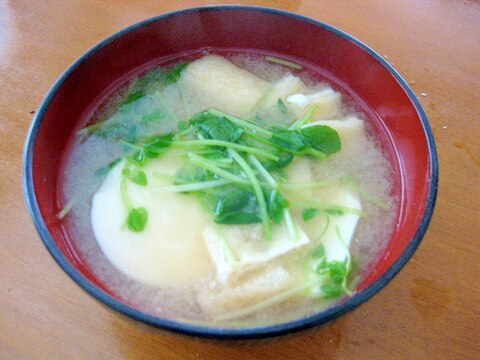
[179,55,270,117]
[91,158,215,288]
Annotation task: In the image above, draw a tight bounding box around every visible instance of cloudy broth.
[59,52,397,326]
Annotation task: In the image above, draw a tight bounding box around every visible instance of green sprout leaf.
[268,190,289,224]
[270,130,305,153]
[175,166,211,185]
[313,258,328,272]
[122,167,148,186]
[300,125,341,154]
[129,169,148,186]
[127,150,146,166]
[143,133,173,158]
[214,188,261,224]
[261,153,293,171]
[190,111,244,142]
[302,208,319,221]
[141,109,163,122]
[177,120,188,131]
[133,68,164,91]
[163,62,190,85]
[94,158,121,178]
[127,207,148,232]
[122,90,145,106]
[311,244,326,258]
[320,284,343,299]
[277,98,288,114]
[329,261,347,284]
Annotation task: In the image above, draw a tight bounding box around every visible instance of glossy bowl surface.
[23,5,438,338]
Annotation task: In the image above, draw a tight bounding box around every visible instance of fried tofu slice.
[197,266,297,319]
[179,55,270,117]
[203,220,309,283]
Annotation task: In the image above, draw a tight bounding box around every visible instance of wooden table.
[1,1,479,358]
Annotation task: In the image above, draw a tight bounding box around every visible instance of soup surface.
[60,53,396,326]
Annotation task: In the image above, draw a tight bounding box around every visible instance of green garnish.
[153,179,231,193]
[175,139,279,161]
[288,104,318,130]
[268,124,341,157]
[122,168,148,186]
[75,56,391,322]
[207,108,273,137]
[127,207,149,232]
[310,244,325,258]
[77,63,189,138]
[277,98,288,114]
[261,153,293,172]
[328,260,348,284]
[270,130,306,153]
[320,284,343,299]
[94,158,121,178]
[300,125,342,154]
[265,56,302,70]
[291,193,364,217]
[102,106,342,236]
[214,187,262,224]
[163,62,190,85]
[302,208,318,221]
[120,165,149,232]
[267,190,289,224]
[229,149,272,240]
[122,90,145,106]
[187,153,251,185]
[190,111,244,142]
[305,242,355,300]
[216,239,355,321]
[81,61,350,238]
[127,150,146,166]
[326,208,344,215]
[141,109,163,122]
[143,134,174,158]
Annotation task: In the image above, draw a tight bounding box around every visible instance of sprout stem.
[206,108,273,137]
[284,209,298,242]
[188,153,251,185]
[153,179,231,193]
[265,56,303,70]
[289,104,318,130]
[229,149,271,241]
[248,154,278,188]
[175,139,279,161]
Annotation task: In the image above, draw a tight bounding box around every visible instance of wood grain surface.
[1,0,479,359]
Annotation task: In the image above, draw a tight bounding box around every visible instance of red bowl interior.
[25,6,435,335]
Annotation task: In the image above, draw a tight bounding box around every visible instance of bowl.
[23,5,438,338]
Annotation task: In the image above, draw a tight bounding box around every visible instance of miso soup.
[59,53,397,326]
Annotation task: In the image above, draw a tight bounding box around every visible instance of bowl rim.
[23,4,438,339]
